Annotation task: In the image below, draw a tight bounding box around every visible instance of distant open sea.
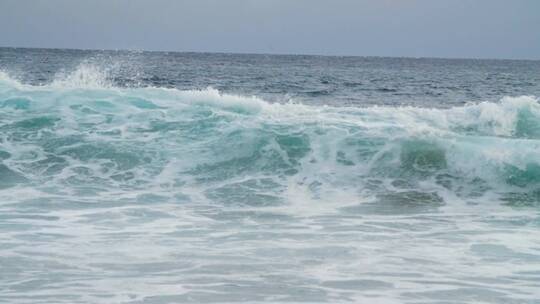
[1,47,540,303]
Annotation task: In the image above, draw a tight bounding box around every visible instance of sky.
[0,0,539,60]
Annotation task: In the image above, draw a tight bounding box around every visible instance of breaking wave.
[1,65,540,208]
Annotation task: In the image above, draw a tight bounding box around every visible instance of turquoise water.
[1,50,540,303]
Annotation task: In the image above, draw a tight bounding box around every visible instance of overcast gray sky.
[0,0,539,59]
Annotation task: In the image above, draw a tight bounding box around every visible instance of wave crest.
[51,63,112,89]
[1,64,540,206]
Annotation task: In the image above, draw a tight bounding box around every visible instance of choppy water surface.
[1,48,540,303]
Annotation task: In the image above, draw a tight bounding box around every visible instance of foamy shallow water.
[1,50,540,303]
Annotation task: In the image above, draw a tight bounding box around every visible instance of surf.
[1,65,539,209]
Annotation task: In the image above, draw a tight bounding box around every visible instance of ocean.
[1,47,540,303]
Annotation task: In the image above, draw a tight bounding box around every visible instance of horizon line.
[1,45,539,62]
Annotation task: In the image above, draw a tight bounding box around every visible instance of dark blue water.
[1,47,540,303]
[2,47,540,107]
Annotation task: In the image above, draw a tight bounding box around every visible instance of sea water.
[1,48,540,303]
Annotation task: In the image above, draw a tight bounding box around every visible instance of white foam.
[0,70,25,90]
[51,63,112,89]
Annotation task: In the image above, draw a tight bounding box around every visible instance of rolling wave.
[0,65,539,208]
